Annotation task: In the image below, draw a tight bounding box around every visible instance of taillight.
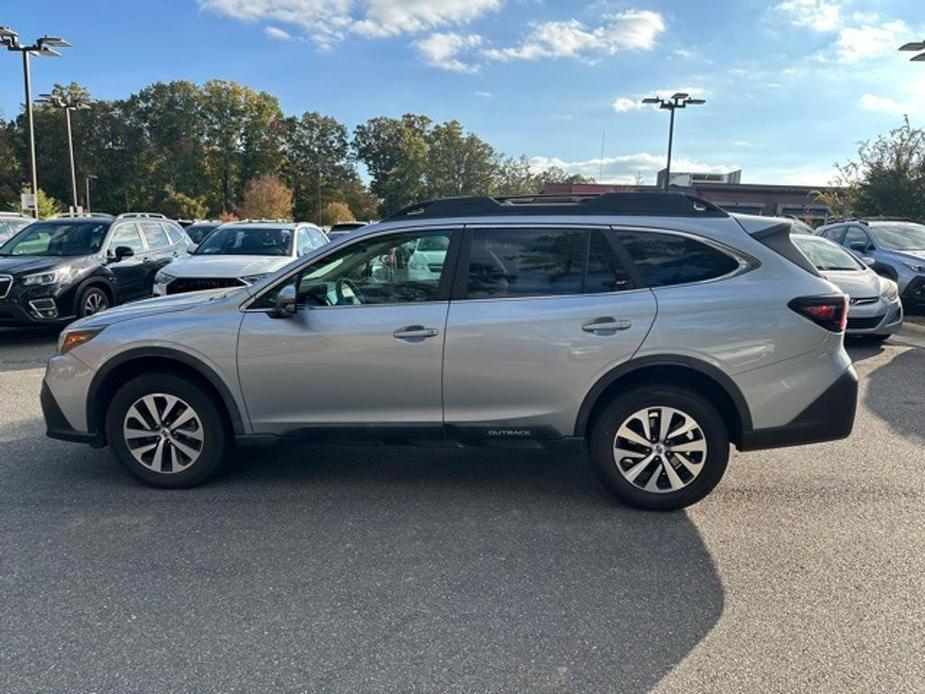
[788,295,848,332]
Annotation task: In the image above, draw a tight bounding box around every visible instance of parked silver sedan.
[794,234,903,342]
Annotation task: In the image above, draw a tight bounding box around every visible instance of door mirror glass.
[861,256,876,266]
[269,283,298,319]
[112,245,135,262]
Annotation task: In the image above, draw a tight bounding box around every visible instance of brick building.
[544,170,840,223]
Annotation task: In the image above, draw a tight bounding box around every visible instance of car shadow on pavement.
[1,432,724,693]
[859,346,925,444]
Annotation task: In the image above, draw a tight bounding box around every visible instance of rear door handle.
[582,317,631,335]
[393,325,440,341]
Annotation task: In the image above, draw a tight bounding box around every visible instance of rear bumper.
[41,381,104,447]
[738,366,858,451]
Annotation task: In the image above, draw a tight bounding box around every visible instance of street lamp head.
[671,92,690,100]
[641,97,661,104]
[37,36,70,48]
[899,41,925,51]
[35,46,62,57]
[0,26,18,40]
[686,98,706,105]
[912,52,925,62]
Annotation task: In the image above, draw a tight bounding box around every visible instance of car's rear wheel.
[77,285,110,317]
[589,385,729,511]
[105,373,227,488]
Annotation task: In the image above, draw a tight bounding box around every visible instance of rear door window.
[109,223,146,253]
[618,230,740,287]
[586,230,635,293]
[466,228,585,299]
[141,222,171,250]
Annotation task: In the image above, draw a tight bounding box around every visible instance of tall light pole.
[85,174,98,213]
[0,28,71,218]
[37,92,92,212]
[899,40,925,61]
[641,93,706,191]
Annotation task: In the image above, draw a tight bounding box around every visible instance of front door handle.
[582,317,631,335]
[393,325,440,341]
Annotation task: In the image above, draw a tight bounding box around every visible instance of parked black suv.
[0,214,189,326]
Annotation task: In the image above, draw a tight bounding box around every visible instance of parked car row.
[0,214,331,326]
[42,193,859,510]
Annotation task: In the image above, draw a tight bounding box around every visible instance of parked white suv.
[42,193,857,510]
[154,221,328,295]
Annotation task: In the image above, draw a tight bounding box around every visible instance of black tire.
[76,285,110,318]
[105,373,228,488]
[589,384,729,511]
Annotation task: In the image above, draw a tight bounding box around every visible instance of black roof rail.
[382,192,729,222]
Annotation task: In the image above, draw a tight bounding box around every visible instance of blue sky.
[2,0,923,185]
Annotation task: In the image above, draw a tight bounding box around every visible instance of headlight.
[22,266,72,286]
[240,273,269,284]
[903,262,925,274]
[155,271,175,284]
[57,327,105,355]
[880,279,899,302]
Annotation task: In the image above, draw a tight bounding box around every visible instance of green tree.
[160,189,208,219]
[319,200,354,226]
[0,115,22,204]
[353,114,431,215]
[281,111,358,222]
[423,120,497,198]
[825,118,925,220]
[200,80,284,214]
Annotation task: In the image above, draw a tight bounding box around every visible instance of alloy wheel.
[613,406,708,494]
[84,290,108,315]
[122,393,205,474]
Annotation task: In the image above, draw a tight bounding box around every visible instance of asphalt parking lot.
[1,322,924,693]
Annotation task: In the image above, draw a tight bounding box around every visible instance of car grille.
[166,277,246,295]
[847,315,884,330]
[0,275,12,299]
[849,297,878,306]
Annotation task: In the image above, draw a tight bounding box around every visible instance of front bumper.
[41,382,104,446]
[845,298,903,336]
[739,366,858,451]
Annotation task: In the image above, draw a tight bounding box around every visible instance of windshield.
[195,226,293,256]
[869,223,925,251]
[0,220,110,257]
[794,236,864,271]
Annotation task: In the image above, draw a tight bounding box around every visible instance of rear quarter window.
[618,230,740,287]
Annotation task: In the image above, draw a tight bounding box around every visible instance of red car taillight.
[788,295,848,332]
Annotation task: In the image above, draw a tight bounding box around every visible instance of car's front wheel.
[77,285,110,318]
[589,385,729,511]
[105,373,228,488]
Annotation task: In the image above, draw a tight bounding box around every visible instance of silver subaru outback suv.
[41,193,857,510]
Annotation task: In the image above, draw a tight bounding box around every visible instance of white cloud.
[264,25,294,40]
[859,94,906,115]
[473,91,493,98]
[732,141,751,147]
[834,20,908,62]
[483,10,665,62]
[528,153,733,183]
[774,0,842,32]
[612,97,644,113]
[860,76,925,116]
[200,0,501,47]
[415,32,483,73]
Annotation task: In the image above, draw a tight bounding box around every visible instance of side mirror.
[112,245,135,262]
[269,284,298,319]
[861,256,876,267]
[849,241,868,252]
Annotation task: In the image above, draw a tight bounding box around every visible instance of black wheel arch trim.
[72,275,118,313]
[86,347,246,439]
[573,354,754,440]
